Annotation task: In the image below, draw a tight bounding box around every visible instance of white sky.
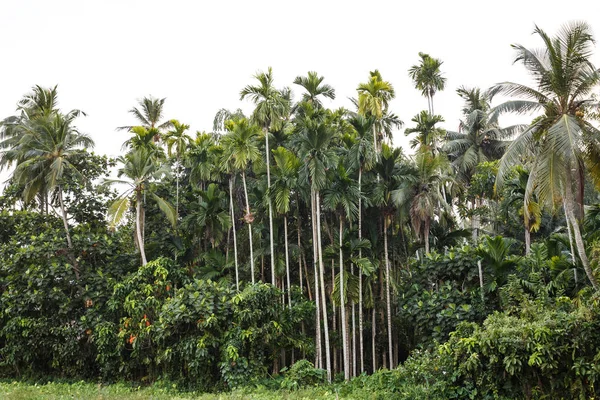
[1,0,599,183]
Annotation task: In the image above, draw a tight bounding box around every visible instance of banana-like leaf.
[108,197,131,228]
[152,193,177,226]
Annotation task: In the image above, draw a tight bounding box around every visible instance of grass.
[0,381,351,400]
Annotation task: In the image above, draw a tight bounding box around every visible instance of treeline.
[1,21,600,397]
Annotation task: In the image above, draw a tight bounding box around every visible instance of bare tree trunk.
[229,178,239,291]
[311,190,322,369]
[316,192,332,381]
[358,167,364,374]
[524,227,531,255]
[340,216,350,380]
[264,128,276,285]
[297,214,303,294]
[384,216,393,369]
[285,215,291,309]
[477,259,484,302]
[563,180,598,290]
[564,206,578,283]
[424,217,430,254]
[135,190,147,266]
[372,306,377,373]
[241,172,255,283]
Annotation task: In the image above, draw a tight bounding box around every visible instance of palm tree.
[182,183,230,250]
[408,52,446,114]
[165,119,192,216]
[445,87,517,241]
[118,96,172,141]
[293,71,336,108]
[240,67,290,285]
[493,22,600,289]
[8,111,94,263]
[357,70,396,155]
[323,162,359,381]
[346,114,376,373]
[221,117,262,283]
[404,111,445,154]
[186,132,221,190]
[268,147,301,308]
[373,144,404,369]
[445,87,516,182]
[107,147,176,265]
[295,102,338,381]
[393,152,450,254]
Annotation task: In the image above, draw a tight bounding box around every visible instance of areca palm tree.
[493,22,600,289]
[346,113,376,374]
[165,119,192,216]
[221,117,262,283]
[293,71,336,108]
[240,67,291,285]
[323,162,359,381]
[8,111,94,260]
[107,147,176,265]
[182,183,230,250]
[357,70,396,156]
[408,52,446,114]
[268,147,301,308]
[373,144,404,369]
[295,102,338,381]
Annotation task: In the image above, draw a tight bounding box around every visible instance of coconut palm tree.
[294,102,338,381]
[118,96,172,141]
[221,117,262,283]
[293,71,336,108]
[240,67,291,285]
[493,22,600,289]
[8,111,94,262]
[404,111,445,154]
[165,120,192,216]
[107,147,176,265]
[408,52,446,114]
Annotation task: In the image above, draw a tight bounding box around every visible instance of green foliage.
[280,360,326,390]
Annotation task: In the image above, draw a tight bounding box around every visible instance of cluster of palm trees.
[2,21,600,382]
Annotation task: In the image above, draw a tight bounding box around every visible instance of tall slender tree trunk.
[311,190,322,369]
[372,306,377,372]
[58,187,73,250]
[477,259,484,302]
[241,172,255,283]
[424,217,430,254]
[135,189,147,266]
[175,156,180,218]
[284,215,291,309]
[316,191,332,381]
[358,167,364,374]
[563,177,598,290]
[230,177,239,290]
[264,128,276,285]
[384,216,393,369]
[524,227,531,255]
[564,203,578,283]
[339,216,350,381]
[297,215,303,294]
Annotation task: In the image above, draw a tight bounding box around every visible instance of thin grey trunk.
[297,216,303,294]
[384,216,393,369]
[316,192,332,381]
[372,306,376,372]
[358,167,364,374]
[564,209,578,283]
[477,259,484,302]
[58,187,73,250]
[136,190,147,266]
[525,227,531,255]
[241,172,255,283]
[311,190,322,369]
[424,218,430,254]
[230,177,239,291]
[175,157,180,217]
[340,216,349,381]
[284,215,291,309]
[563,180,598,290]
[265,128,276,285]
